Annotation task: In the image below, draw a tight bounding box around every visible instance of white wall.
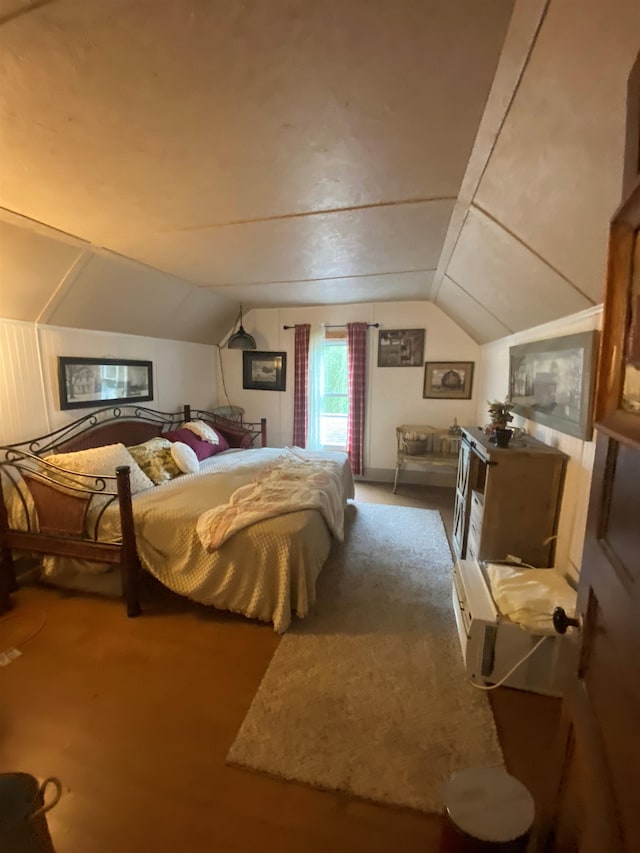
[216,301,480,476]
[0,317,218,445]
[0,302,602,584]
[476,306,602,581]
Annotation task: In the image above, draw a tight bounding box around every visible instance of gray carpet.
[227,503,504,813]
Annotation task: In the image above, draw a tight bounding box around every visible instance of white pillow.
[45,443,154,494]
[170,441,199,475]
[182,419,221,445]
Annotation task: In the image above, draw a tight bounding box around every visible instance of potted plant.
[487,399,514,447]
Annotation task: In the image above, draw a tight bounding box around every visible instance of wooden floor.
[1,482,561,853]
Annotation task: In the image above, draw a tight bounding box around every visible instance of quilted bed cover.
[42,447,354,632]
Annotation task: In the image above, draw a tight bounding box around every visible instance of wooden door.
[539,98,640,849]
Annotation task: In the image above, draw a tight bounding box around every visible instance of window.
[308,327,349,450]
[320,334,348,449]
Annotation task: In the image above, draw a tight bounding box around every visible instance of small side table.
[439,766,534,852]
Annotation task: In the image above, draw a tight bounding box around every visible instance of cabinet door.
[479,453,565,565]
[453,440,472,557]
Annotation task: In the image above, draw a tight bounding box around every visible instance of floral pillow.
[127,438,182,485]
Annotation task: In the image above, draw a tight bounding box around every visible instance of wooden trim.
[2,530,123,562]
[595,220,634,423]
[596,412,640,449]
[623,52,640,197]
[595,178,640,444]
[609,173,640,226]
[537,679,625,852]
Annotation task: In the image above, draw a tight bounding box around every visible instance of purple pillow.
[163,428,220,461]
[208,428,230,453]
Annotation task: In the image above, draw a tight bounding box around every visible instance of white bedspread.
[197,449,346,550]
[39,447,354,632]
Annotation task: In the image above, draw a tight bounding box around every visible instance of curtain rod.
[282,323,380,330]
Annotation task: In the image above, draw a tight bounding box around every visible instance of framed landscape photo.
[58,357,153,410]
[509,331,598,440]
[243,351,287,391]
[377,329,425,367]
[423,361,474,399]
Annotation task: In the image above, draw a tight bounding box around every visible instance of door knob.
[552,606,580,634]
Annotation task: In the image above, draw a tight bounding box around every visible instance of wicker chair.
[393,424,461,493]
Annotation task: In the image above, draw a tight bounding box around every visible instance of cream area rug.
[227,503,504,813]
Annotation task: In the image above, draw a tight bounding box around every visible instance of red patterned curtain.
[292,324,311,447]
[347,322,368,475]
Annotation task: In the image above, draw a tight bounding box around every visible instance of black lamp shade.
[227,325,256,350]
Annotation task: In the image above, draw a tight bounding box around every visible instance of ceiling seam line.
[440,272,514,334]
[0,206,91,248]
[135,196,458,236]
[199,268,438,288]
[35,249,93,325]
[432,207,472,303]
[470,201,597,305]
[431,0,551,303]
[465,0,552,218]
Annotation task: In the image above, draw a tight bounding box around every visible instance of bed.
[0,405,354,632]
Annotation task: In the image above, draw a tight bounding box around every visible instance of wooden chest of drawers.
[453,428,568,567]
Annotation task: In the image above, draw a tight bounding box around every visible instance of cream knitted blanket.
[196,450,346,550]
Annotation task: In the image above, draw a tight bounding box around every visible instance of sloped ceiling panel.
[120,200,455,289]
[0,218,83,320]
[437,274,512,344]
[447,208,592,333]
[174,287,238,346]
[0,0,513,310]
[219,271,436,308]
[46,251,235,344]
[474,0,640,302]
[0,1,511,237]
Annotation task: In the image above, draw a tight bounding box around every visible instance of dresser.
[453,427,568,567]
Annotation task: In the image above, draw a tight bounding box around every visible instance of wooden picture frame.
[377,329,425,367]
[423,361,474,399]
[242,351,287,391]
[509,331,598,440]
[58,357,153,410]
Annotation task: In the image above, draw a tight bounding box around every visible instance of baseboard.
[359,467,456,488]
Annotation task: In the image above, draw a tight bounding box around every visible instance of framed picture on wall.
[423,361,474,399]
[508,331,598,439]
[58,357,153,410]
[242,351,287,391]
[377,329,425,367]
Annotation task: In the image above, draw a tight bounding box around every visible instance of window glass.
[320,338,348,449]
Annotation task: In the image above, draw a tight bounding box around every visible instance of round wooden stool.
[439,766,534,852]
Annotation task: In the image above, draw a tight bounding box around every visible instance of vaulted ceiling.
[0,0,638,344]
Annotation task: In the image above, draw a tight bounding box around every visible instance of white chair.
[393,424,461,493]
